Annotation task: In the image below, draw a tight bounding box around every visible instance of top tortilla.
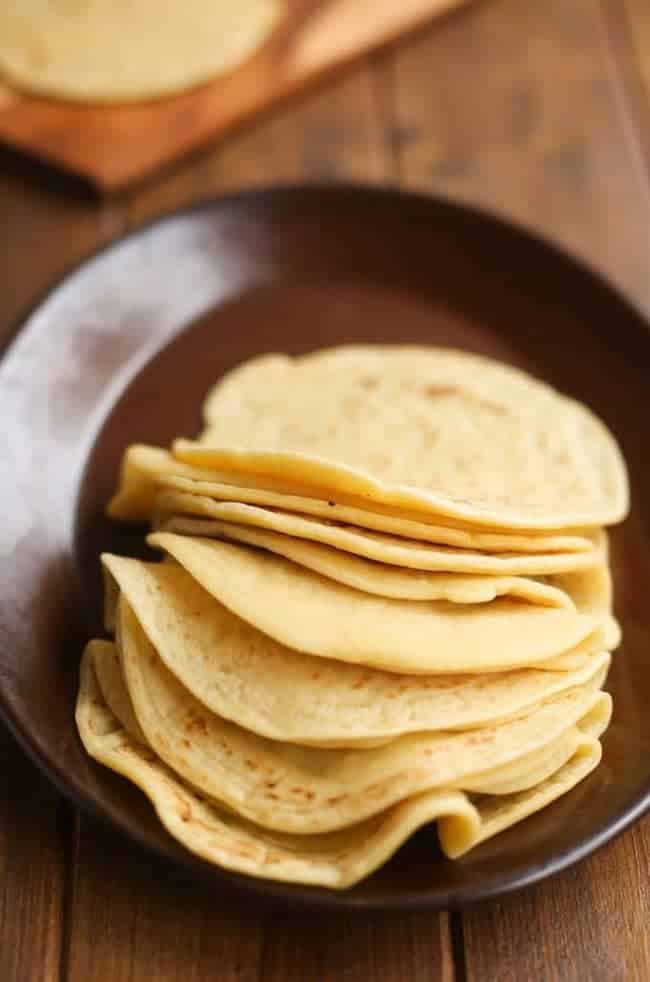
[181,346,628,531]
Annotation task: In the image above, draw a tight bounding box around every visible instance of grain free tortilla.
[155,516,609,609]
[108,445,594,555]
[149,532,621,672]
[141,535,600,674]
[132,542,602,677]
[154,517,620,654]
[152,493,602,576]
[116,598,610,834]
[0,2,282,103]
[90,639,145,743]
[183,346,628,530]
[78,342,626,888]
[78,643,605,884]
[102,554,611,746]
[94,639,589,803]
[95,635,593,801]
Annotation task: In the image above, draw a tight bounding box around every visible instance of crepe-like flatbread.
[94,637,588,804]
[115,596,611,834]
[152,493,602,576]
[181,346,628,530]
[155,517,610,608]
[77,644,606,886]
[140,536,600,674]
[108,445,595,554]
[102,553,611,746]
[151,521,620,657]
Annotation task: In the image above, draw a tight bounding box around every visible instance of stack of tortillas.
[77,346,627,889]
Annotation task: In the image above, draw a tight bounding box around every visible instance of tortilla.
[182,346,628,531]
[152,519,620,655]
[108,445,594,554]
[117,598,610,833]
[152,493,602,576]
[98,633,594,799]
[90,639,145,743]
[140,535,600,674]
[0,2,282,104]
[155,516,609,608]
[77,644,605,884]
[95,637,586,802]
[102,553,611,745]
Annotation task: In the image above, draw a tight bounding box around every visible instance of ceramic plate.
[2,186,649,909]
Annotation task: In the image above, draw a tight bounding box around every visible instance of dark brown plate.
[1,186,650,910]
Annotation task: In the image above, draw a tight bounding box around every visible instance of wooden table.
[2,1,650,979]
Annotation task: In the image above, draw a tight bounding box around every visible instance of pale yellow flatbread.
[97,637,583,801]
[97,631,593,800]
[77,645,605,885]
[108,445,594,554]
[102,553,611,745]
[117,595,611,834]
[155,516,610,609]
[0,2,282,103]
[78,342,625,891]
[152,493,602,576]
[184,346,628,530]
[140,535,600,674]
[153,517,620,654]
[90,639,146,743]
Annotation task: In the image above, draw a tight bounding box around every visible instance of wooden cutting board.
[0,0,467,191]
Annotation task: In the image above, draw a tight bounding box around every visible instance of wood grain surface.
[1,0,650,978]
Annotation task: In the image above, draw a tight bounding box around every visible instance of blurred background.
[2,0,649,333]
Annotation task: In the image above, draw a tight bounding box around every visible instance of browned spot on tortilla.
[233,847,261,861]
[424,384,459,399]
[327,794,346,805]
[467,730,496,746]
[176,797,192,822]
[185,714,208,735]
[244,759,258,770]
